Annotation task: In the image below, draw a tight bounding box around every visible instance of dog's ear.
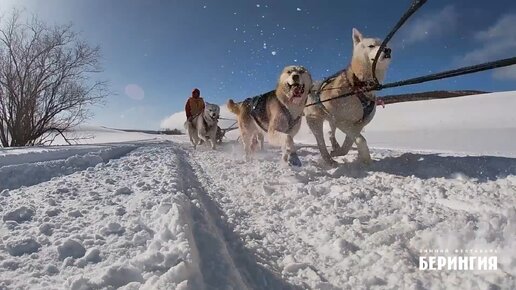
[352,28,363,46]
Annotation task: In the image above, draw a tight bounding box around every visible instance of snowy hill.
[1,91,515,289]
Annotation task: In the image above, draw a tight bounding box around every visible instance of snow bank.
[0,145,110,167]
[0,145,137,190]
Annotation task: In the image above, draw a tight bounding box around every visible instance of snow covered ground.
[1,91,515,289]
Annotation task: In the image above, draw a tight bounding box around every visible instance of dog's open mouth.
[288,83,305,99]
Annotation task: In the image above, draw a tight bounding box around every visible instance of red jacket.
[185,96,205,119]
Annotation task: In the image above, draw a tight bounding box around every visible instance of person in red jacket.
[185,88,205,121]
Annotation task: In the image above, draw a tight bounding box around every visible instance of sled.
[215,120,238,144]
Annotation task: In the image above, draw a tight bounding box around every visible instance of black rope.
[371,0,428,84]
[379,56,516,90]
[225,120,238,130]
[305,56,516,107]
[306,0,428,106]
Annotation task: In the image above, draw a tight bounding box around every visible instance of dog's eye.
[368,45,375,48]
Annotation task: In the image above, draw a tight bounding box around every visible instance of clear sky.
[1,0,515,130]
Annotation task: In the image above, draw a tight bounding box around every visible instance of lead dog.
[185,103,220,150]
[227,65,313,166]
[304,28,392,165]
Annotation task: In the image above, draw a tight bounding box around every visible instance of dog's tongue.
[292,86,303,99]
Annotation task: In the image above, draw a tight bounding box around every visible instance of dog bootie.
[288,152,302,167]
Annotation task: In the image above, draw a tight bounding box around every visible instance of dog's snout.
[384,47,391,57]
[292,74,300,82]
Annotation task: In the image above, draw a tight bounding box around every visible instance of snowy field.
[1,92,515,289]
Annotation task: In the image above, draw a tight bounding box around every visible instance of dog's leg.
[256,133,265,151]
[336,125,372,164]
[331,122,357,157]
[189,136,196,150]
[331,135,353,157]
[328,121,339,152]
[209,131,217,150]
[250,135,259,153]
[241,133,254,161]
[191,135,198,150]
[186,125,198,150]
[267,128,301,166]
[306,117,336,166]
[197,127,210,148]
[355,133,372,164]
[266,116,298,165]
[251,133,265,152]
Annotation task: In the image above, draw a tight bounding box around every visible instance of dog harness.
[245,90,302,133]
[311,68,376,123]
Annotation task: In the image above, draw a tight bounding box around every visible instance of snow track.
[0,142,300,289]
[187,142,516,289]
[172,146,301,290]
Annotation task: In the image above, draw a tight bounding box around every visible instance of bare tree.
[0,10,107,147]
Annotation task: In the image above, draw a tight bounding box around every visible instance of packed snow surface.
[1,91,515,289]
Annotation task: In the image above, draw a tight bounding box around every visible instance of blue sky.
[1,0,516,130]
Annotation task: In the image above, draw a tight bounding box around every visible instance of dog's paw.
[287,152,302,167]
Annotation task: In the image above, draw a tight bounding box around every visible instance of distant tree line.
[160,128,183,135]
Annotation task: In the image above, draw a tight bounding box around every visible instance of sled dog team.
[186,28,392,167]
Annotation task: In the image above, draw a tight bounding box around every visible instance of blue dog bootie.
[288,152,302,167]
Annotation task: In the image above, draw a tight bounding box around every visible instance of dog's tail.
[227,99,240,115]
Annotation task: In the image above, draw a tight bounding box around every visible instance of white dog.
[304,28,392,165]
[185,103,220,150]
